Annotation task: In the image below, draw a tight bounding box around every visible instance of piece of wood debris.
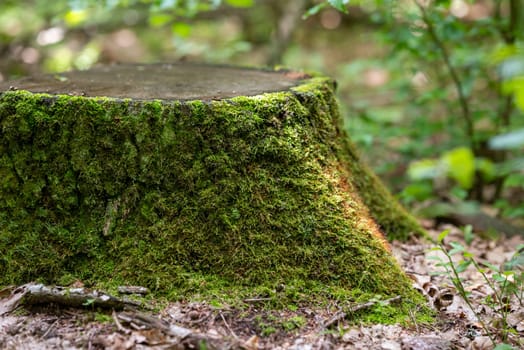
[117,286,150,295]
[113,310,131,335]
[0,285,26,316]
[243,297,272,303]
[0,282,144,315]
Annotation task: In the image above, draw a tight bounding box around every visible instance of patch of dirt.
[1,221,523,350]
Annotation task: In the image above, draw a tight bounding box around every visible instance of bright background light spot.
[37,27,65,46]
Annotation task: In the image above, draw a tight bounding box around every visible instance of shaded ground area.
[1,221,523,350]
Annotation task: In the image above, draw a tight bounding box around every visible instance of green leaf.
[448,241,465,255]
[442,147,475,189]
[463,225,474,245]
[493,343,517,350]
[400,182,434,203]
[492,273,509,283]
[504,173,524,187]
[82,298,95,306]
[475,158,495,181]
[491,45,520,64]
[172,22,191,37]
[225,0,253,8]
[502,76,524,111]
[435,262,450,269]
[302,3,327,19]
[515,81,524,110]
[456,260,472,273]
[64,9,89,26]
[437,229,450,243]
[502,249,524,272]
[149,13,172,27]
[327,0,349,14]
[434,0,451,5]
[483,261,500,273]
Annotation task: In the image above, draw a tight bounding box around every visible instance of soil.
[1,220,523,350]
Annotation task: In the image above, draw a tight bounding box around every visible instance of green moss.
[347,296,435,325]
[93,312,113,323]
[0,75,426,322]
[282,315,307,331]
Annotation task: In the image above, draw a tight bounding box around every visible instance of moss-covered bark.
[0,64,424,316]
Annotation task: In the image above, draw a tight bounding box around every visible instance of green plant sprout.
[430,229,523,348]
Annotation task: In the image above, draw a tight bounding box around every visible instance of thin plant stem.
[471,259,511,341]
[439,244,496,345]
[414,0,477,154]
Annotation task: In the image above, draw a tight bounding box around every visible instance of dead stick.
[220,312,239,340]
[42,319,59,339]
[21,283,140,310]
[113,310,131,334]
[243,297,272,303]
[322,310,346,329]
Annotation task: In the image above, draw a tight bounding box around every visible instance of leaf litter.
[0,220,523,350]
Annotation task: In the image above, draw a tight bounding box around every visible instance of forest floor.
[1,220,523,350]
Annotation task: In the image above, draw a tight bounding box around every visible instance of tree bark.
[0,63,424,309]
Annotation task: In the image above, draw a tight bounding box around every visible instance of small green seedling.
[430,230,522,348]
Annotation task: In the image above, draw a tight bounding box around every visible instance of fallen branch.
[0,283,143,316]
[117,286,150,295]
[243,297,272,303]
[0,285,25,316]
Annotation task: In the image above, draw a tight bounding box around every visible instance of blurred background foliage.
[1,0,523,233]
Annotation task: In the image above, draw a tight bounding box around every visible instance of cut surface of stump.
[4,63,305,100]
[0,63,425,320]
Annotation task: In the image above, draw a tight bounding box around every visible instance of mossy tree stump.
[0,63,424,313]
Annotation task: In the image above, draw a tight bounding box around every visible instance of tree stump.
[0,63,424,313]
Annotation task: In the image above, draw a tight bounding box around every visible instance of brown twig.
[243,297,272,303]
[322,310,346,329]
[42,319,59,339]
[112,310,131,334]
[219,311,239,340]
